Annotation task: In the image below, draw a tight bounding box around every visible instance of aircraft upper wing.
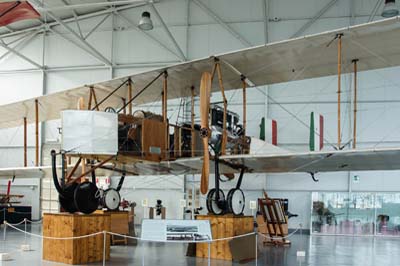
[1,17,400,128]
[136,147,400,175]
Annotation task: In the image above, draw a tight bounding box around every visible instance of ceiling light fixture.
[382,0,399,18]
[138,11,153,31]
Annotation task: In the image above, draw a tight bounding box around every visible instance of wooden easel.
[257,192,290,246]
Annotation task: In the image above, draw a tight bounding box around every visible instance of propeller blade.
[201,138,209,194]
[199,72,211,195]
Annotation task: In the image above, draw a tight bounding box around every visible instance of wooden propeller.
[199,72,212,195]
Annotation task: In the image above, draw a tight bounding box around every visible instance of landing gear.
[206,152,246,216]
[227,188,245,215]
[206,188,225,215]
[101,188,121,211]
[74,181,99,214]
[51,150,125,214]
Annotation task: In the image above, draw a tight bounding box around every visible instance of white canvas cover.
[61,110,118,155]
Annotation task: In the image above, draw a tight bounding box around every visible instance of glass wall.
[311,192,400,236]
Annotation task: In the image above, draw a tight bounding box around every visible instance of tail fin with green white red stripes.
[260,117,277,146]
[309,112,324,151]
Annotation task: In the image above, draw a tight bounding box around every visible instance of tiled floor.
[1,224,399,265]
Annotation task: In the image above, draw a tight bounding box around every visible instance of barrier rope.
[4,221,303,244]
[25,219,42,224]
[5,222,103,240]
[258,227,301,240]
[5,220,26,226]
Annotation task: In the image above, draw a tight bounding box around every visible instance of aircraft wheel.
[206,188,225,215]
[102,188,121,211]
[227,188,245,215]
[59,182,78,213]
[74,181,99,214]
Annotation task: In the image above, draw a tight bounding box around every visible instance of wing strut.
[337,33,343,149]
[352,59,359,149]
[23,116,27,167]
[35,99,39,167]
[118,71,164,113]
[191,86,196,157]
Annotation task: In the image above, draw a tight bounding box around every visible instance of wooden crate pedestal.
[196,215,254,261]
[42,213,111,265]
[95,210,129,245]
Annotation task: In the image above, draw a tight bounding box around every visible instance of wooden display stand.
[42,213,111,265]
[95,210,129,245]
[196,214,254,261]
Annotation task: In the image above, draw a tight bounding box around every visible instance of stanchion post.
[24,218,27,244]
[300,223,303,251]
[255,233,258,266]
[103,231,106,266]
[3,222,6,241]
[207,242,211,266]
[142,239,145,266]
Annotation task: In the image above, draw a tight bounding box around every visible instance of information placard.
[141,219,212,242]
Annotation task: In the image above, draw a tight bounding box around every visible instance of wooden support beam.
[23,117,27,167]
[162,71,168,122]
[122,98,126,114]
[128,79,132,115]
[242,78,247,139]
[77,97,86,176]
[337,34,343,149]
[215,63,227,155]
[88,86,93,109]
[75,156,114,180]
[91,87,99,111]
[352,59,359,149]
[191,86,195,157]
[163,71,169,157]
[66,157,82,181]
[35,99,39,167]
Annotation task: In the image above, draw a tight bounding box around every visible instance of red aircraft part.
[0,1,40,27]
[6,180,11,196]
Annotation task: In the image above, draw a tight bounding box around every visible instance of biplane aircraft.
[0,180,23,206]
[1,17,400,215]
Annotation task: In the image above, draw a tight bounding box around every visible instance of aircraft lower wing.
[139,147,400,175]
[0,166,49,179]
[1,147,400,178]
[0,165,113,179]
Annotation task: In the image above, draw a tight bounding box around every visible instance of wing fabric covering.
[2,18,400,128]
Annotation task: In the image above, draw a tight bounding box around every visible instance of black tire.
[206,188,225,215]
[227,188,245,215]
[74,181,99,214]
[59,182,78,213]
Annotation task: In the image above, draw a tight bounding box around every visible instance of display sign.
[141,219,212,242]
[249,200,257,210]
[142,198,148,207]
